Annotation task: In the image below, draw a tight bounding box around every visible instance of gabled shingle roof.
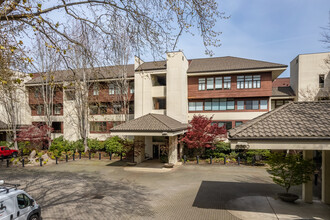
[26,65,135,85]
[136,61,166,71]
[229,101,330,140]
[111,114,187,132]
[187,56,287,73]
[272,86,295,97]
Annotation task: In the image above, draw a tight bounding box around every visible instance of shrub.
[267,153,315,193]
[73,139,84,152]
[50,136,71,154]
[88,138,104,152]
[104,136,125,154]
[0,141,10,146]
[204,142,231,158]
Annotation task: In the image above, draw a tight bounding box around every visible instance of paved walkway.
[1,159,329,219]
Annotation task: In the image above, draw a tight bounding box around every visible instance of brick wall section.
[28,86,64,105]
[188,72,272,99]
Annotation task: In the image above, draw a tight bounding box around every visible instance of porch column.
[134,136,145,164]
[302,150,313,203]
[168,136,178,164]
[322,150,330,204]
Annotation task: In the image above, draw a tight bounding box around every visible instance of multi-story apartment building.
[1,51,328,163]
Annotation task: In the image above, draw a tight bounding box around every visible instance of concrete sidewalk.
[227,196,330,220]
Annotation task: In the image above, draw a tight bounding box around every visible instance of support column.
[322,150,330,204]
[133,136,145,164]
[168,136,178,164]
[302,150,313,203]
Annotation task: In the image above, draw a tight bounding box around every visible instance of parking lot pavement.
[1,159,323,220]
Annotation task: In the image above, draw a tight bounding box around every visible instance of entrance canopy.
[110,113,187,136]
[229,101,330,150]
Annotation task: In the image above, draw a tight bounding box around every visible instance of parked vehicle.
[0,147,18,159]
[0,180,41,220]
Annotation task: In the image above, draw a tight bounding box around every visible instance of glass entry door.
[153,145,159,159]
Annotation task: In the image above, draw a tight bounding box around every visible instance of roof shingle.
[187,56,287,73]
[111,114,187,132]
[272,86,295,97]
[229,101,330,140]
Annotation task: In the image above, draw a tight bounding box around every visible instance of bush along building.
[5,51,329,164]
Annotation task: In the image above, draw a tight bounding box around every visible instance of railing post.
[252,156,256,166]
[73,154,75,161]
[40,158,42,166]
[120,152,123,161]
[66,155,68,162]
[99,153,101,160]
[196,156,199,164]
[22,158,24,167]
[109,152,112,160]
[6,159,9,167]
[21,151,23,157]
[56,157,58,164]
[210,156,212,164]
[224,156,226,165]
[79,152,81,159]
[183,155,187,164]
[238,157,240,166]
[89,152,91,160]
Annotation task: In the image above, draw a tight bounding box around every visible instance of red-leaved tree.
[180,115,227,149]
[16,124,53,150]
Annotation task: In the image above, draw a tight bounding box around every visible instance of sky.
[175,0,330,78]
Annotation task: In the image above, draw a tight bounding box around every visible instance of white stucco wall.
[291,52,330,101]
[166,51,189,123]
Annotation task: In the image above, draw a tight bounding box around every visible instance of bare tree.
[32,36,62,148]
[0,0,226,71]
[0,53,26,149]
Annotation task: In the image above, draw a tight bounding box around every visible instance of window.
[188,102,203,111]
[129,102,134,114]
[253,75,261,88]
[205,99,212,111]
[198,78,205,90]
[54,105,61,115]
[93,85,99,96]
[227,99,235,110]
[219,99,226,110]
[37,105,43,115]
[99,104,108,114]
[215,77,222,89]
[272,99,291,109]
[89,104,98,115]
[218,121,232,130]
[154,98,166,110]
[212,99,220,110]
[237,101,244,110]
[319,74,325,88]
[235,121,243,127]
[246,100,252,110]
[237,75,261,89]
[245,76,252,89]
[109,83,115,95]
[237,76,244,89]
[207,78,214,90]
[113,104,122,114]
[17,194,30,209]
[34,88,40,98]
[90,122,107,132]
[129,82,134,94]
[252,100,259,110]
[52,122,62,133]
[260,100,268,110]
[223,77,231,89]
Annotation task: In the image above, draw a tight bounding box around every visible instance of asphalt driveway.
[0,159,328,220]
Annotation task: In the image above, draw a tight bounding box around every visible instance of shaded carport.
[111,113,187,164]
[228,101,330,205]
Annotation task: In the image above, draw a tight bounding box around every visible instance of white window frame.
[109,83,115,95]
[237,101,244,110]
[260,100,268,110]
[223,77,231,89]
[207,77,214,90]
[93,85,99,96]
[215,77,222,89]
[198,78,206,91]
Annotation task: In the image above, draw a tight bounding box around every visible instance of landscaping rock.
[164,163,174,168]
[29,150,36,159]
